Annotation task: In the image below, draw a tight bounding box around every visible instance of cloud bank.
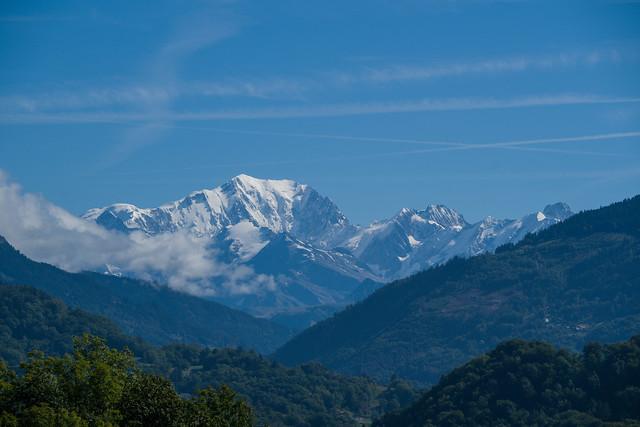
[0,172,275,297]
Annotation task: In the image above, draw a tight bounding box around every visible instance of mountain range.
[274,195,640,385]
[83,174,573,323]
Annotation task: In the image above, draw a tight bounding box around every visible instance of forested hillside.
[154,346,418,426]
[0,236,292,353]
[275,196,640,385]
[0,285,419,426]
[375,336,640,427]
[0,285,149,367]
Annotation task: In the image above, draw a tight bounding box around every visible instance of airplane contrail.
[103,129,637,177]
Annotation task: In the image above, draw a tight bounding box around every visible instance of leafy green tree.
[0,335,255,426]
[118,373,183,426]
[13,335,133,425]
[0,411,18,427]
[0,361,16,413]
[185,385,253,427]
[18,405,86,427]
[65,335,134,423]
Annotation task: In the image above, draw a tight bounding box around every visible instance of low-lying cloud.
[0,172,275,297]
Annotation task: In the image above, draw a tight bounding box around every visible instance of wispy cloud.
[0,15,75,23]
[0,80,307,113]
[354,49,626,84]
[2,94,639,123]
[102,6,240,166]
[0,48,631,115]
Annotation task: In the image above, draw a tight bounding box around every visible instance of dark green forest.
[0,285,418,426]
[275,196,640,385]
[375,336,640,427]
[0,285,149,367]
[0,335,252,426]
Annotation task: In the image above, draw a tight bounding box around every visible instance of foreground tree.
[0,335,252,426]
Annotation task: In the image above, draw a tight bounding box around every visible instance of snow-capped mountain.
[83,175,368,325]
[83,174,573,327]
[84,174,355,258]
[344,205,468,277]
[364,202,573,279]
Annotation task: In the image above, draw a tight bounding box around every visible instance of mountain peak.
[84,174,350,249]
[231,173,274,187]
[542,202,572,219]
[233,173,257,182]
[231,173,298,187]
[228,174,305,201]
[423,204,467,229]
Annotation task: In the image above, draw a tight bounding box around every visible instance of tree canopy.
[0,334,252,426]
[375,336,640,427]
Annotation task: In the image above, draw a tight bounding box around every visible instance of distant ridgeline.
[0,235,292,354]
[275,196,640,385]
[0,285,419,427]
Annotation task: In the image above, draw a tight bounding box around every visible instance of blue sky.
[1,0,639,224]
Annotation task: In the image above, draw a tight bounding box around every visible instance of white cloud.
[0,172,274,297]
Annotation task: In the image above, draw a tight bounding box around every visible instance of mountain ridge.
[82,174,573,323]
[0,235,292,353]
[274,195,640,385]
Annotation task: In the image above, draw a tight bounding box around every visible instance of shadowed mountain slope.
[0,236,292,353]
